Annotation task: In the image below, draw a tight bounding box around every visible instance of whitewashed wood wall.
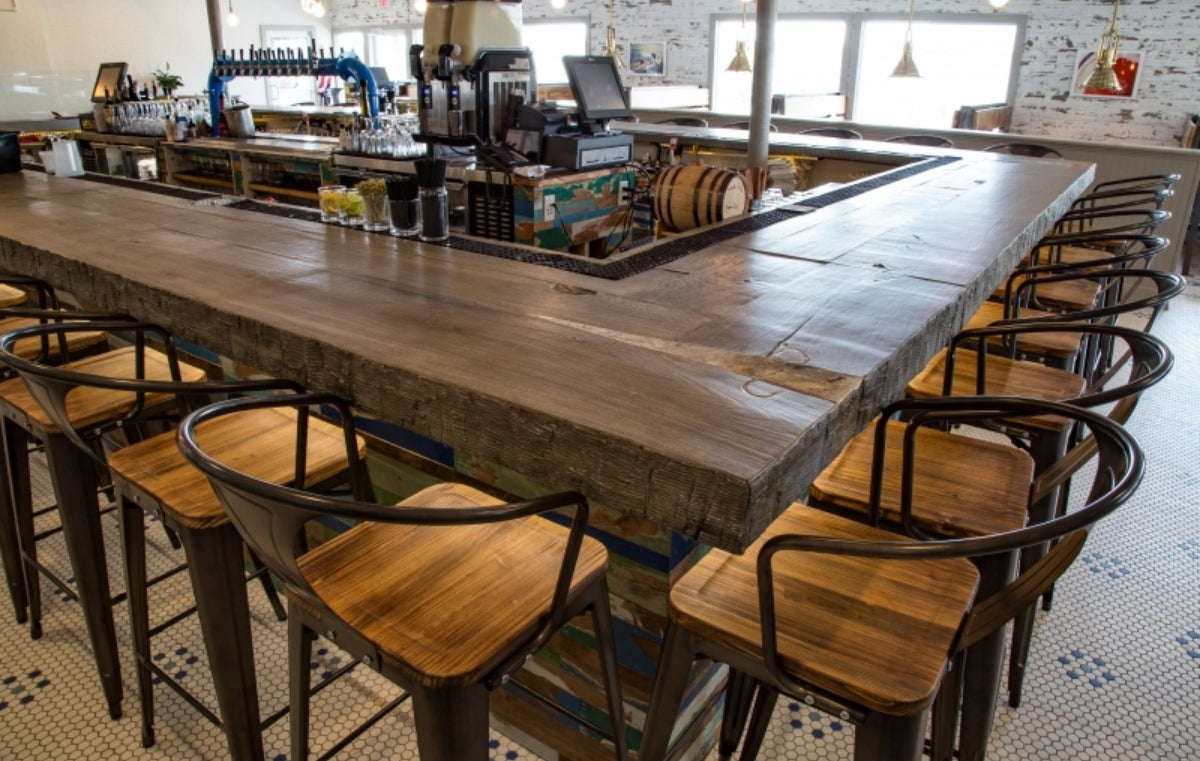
[330,0,1200,148]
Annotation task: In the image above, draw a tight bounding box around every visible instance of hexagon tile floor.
[2,284,1198,760]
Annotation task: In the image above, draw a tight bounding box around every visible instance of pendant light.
[726,1,753,73]
[891,0,920,78]
[1083,0,1123,92]
[226,0,239,27]
[605,0,624,69]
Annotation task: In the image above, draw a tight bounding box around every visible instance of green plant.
[153,62,183,96]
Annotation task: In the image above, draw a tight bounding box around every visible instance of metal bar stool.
[641,397,1142,761]
[0,317,206,719]
[0,319,366,759]
[178,392,629,761]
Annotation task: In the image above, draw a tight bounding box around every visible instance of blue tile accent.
[1081,552,1130,579]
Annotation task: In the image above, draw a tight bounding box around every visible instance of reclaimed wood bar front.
[0,149,1093,758]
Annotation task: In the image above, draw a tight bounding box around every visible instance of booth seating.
[0,319,368,760]
[639,397,1142,761]
[177,392,629,761]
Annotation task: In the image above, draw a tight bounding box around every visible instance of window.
[367,28,424,81]
[854,19,1018,129]
[523,19,589,85]
[708,13,1022,128]
[262,26,316,106]
[711,17,847,115]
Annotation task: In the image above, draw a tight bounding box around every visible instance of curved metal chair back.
[723,121,779,132]
[177,392,593,682]
[884,134,954,148]
[1071,186,1173,216]
[758,395,1141,698]
[1092,173,1180,194]
[1053,205,1171,239]
[984,142,1064,159]
[655,116,708,127]
[796,127,863,139]
[0,320,302,461]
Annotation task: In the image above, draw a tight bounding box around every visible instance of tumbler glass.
[318,185,346,223]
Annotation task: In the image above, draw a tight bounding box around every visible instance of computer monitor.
[563,55,633,124]
[91,62,127,103]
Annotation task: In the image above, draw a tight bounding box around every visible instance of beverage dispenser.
[412,0,535,146]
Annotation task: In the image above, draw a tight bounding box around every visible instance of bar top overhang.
[0,152,1094,551]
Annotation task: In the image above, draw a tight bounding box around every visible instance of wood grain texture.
[297,482,610,688]
[0,155,1092,551]
[108,406,364,530]
[809,419,1035,538]
[670,504,978,716]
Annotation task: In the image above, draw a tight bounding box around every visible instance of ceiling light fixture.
[550,0,567,9]
[1083,0,1123,92]
[726,1,753,73]
[226,0,239,27]
[988,0,1011,8]
[891,0,920,78]
[605,0,623,70]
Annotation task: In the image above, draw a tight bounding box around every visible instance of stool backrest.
[983,142,1064,159]
[1092,173,1180,194]
[758,396,1141,693]
[796,127,863,139]
[0,319,303,460]
[884,134,954,148]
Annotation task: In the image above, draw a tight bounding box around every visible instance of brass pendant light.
[605,0,624,69]
[891,0,920,78]
[726,1,753,73]
[1083,0,1123,92]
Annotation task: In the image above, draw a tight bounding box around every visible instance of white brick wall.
[331,0,1200,147]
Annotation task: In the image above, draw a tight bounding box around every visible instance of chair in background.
[178,392,629,761]
[884,134,954,148]
[640,396,1142,761]
[984,142,1064,159]
[724,121,779,132]
[0,319,364,760]
[796,126,863,139]
[655,116,709,127]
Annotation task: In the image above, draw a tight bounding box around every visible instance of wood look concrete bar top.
[0,154,1092,551]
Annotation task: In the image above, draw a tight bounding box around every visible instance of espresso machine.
[411,0,536,147]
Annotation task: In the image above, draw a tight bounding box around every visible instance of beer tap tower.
[207,43,379,132]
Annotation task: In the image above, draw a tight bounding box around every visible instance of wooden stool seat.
[670,504,979,717]
[1053,243,1118,266]
[993,272,1101,312]
[108,406,363,531]
[0,316,107,360]
[0,346,205,432]
[298,482,610,687]
[809,419,1034,538]
[963,301,1082,361]
[0,283,28,308]
[906,347,1086,433]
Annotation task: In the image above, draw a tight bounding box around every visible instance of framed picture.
[629,42,666,76]
[1072,49,1144,99]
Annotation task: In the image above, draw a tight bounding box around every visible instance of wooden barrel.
[652,164,749,233]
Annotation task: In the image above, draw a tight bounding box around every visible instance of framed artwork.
[629,42,666,76]
[1072,49,1144,98]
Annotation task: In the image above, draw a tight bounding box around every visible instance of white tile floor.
[2,283,1198,760]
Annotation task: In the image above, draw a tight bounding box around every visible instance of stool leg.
[1008,428,1070,709]
[43,432,123,719]
[289,603,315,761]
[0,417,28,624]
[410,682,490,761]
[248,546,287,622]
[930,650,966,761]
[118,495,156,747]
[853,710,929,761]
[639,619,699,761]
[5,419,39,635]
[588,579,628,761]
[738,682,780,761]
[718,669,756,759]
[179,523,265,761]
[957,550,1018,761]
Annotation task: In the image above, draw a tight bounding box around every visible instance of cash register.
[538,55,635,171]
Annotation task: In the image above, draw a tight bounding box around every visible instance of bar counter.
[0,153,1091,552]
